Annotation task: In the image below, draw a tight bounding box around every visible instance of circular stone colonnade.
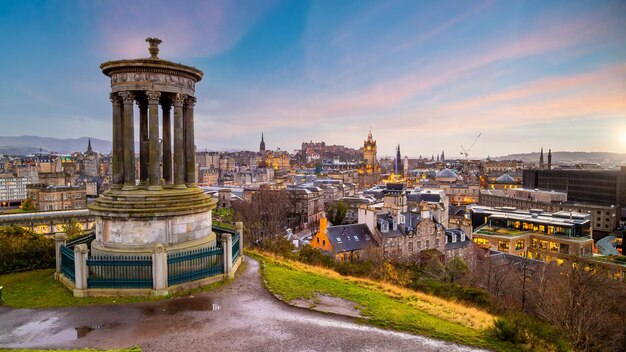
[89,38,216,256]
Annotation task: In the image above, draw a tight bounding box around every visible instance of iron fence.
[232,233,241,264]
[66,233,95,249]
[60,245,75,283]
[87,255,153,289]
[167,246,223,286]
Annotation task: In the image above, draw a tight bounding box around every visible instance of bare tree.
[232,189,293,245]
[530,263,625,352]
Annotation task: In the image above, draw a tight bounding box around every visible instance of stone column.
[162,100,172,184]
[54,233,67,277]
[119,91,136,190]
[152,244,168,295]
[73,244,89,295]
[110,93,123,189]
[173,93,186,189]
[184,96,197,187]
[138,97,149,184]
[147,90,162,190]
[221,233,233,278]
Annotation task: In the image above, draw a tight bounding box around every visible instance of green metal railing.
[213,225,237,235]
[66,233,95,249]
[232,233,240,264]
[167,246,223,286]
[60,245,75,283]
[87,255,153,289]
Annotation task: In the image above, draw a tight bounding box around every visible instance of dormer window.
[381,222,389,233]
[461,232,466,241]
[399,214,405,224]
[452,234,457,243]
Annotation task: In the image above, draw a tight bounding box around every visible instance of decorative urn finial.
[145,37,162,59]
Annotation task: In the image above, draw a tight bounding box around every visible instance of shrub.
[408,279,491,309]
[489,313,570,352]
[0,226,55,274]
[259,236,294,259]
[298,245,334,267]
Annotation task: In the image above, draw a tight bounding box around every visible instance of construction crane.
[460,132,482,158]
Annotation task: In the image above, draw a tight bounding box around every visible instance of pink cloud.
[220,6,623,133]
[95,0,275,59]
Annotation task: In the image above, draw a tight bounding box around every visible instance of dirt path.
[0,258,487,352]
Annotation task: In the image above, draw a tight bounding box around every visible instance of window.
[560,243,570,254]
[322,240,326,246]
[435,239,440,247]
[531,238,538,248]
[539,240,548,250]
[426,240,430,248]
[473,237,489,246]
[409,242,413,252]
[417,240,422,249]
[550,242,559,252]
[498,241,509,251]
[515,240,525,250]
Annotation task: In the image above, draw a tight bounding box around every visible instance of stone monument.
[89,38,216,256]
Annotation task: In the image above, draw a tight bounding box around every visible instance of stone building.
[81,139,100,177]
[357,131,382,189]
[310,215,377,261]
[27,184,86,211]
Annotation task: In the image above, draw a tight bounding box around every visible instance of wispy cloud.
[95,0,276,59]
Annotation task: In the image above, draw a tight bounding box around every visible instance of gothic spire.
[259,132,266,152]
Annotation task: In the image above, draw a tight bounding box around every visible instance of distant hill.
[493,151,626,163]
[0,136,111,155]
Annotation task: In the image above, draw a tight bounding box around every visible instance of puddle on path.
[10,322,120,347]
[140,295,221,315]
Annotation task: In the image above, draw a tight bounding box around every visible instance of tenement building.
[27,184,86,211]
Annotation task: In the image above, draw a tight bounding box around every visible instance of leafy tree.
[21,197,36,212]
[445,256,468,283]
[0,226,54,274]
[62,218,83,240]
[326,200,348,226]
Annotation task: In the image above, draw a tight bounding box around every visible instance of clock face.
[367,146,371,150]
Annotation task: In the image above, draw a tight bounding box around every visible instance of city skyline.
[1,0,625,157]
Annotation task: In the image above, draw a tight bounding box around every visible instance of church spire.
[548,149,552,170]
[87,138,93,153]
[539,147,544,169]
[259,132,266,152]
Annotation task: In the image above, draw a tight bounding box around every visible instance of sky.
[0,0,625,158]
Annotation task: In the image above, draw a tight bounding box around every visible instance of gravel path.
[0,258,487,352]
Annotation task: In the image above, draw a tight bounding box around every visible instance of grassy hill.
[250,250,532,352]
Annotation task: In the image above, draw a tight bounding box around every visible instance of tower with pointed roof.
[547,149,552,170]
[259,132,266,152]
[539,147,544,169]
[363,130,377,173]
[395,145,402,176]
